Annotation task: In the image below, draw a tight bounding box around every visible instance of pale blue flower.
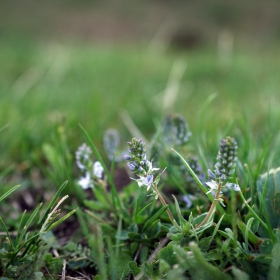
[132,174,154,190]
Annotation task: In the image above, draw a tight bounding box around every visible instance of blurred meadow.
[1,0,280,171]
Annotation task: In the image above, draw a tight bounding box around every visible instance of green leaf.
[231,268,250,280]
[34,272,44,279]
[129,261,141,277]
[257,167,280,230]
[259,239,274,255]
[159,246,177,267]
[237,220,259,245]
[142,205,168,232]
[269,243,280,280]
[172,195,189,232]
[188,242,232,280]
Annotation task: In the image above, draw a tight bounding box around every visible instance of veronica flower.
[76,143,92,171]
[132,174,154,190]
[78,172,93,189]
[103,128,120,161]
[124,138,165,197]
[206,136,240,206]
[93,161,104,179]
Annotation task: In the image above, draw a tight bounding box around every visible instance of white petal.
[93,161,104,178]
[205,181,218,190]
[78,173,92,189]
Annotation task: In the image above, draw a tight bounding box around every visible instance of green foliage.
[0,182,76,279]
[257,168,280,230]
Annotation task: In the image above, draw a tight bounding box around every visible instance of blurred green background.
[1,0,280,174]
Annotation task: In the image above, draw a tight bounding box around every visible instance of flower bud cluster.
[124,138,151,176]
[208,136,238,182]
[103,128,120,161]
[76,143,93,171]
[162,114,191,147]
[124,138,161,191]
[206,136,240,200]
[76,143,104,190]
[184,155,205,183]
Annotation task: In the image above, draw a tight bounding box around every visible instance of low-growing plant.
[0,181,77,279]
[71,117,280,279]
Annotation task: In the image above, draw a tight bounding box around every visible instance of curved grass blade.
[0,185,20,202]
[38,180,68,226]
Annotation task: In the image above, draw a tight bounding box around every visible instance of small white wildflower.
[76,143,92,170]
[93,161,104,179]
[78,172,93,189]
[206,180,219,194]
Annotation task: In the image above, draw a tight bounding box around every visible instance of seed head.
[209,136,238,182]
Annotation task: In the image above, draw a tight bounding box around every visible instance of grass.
[1,36,280,168]
[1,35,280,279]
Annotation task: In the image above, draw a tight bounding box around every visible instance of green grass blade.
[0,164,15,181]
[38,180,68,226]
[142,205,168,232]
[253,136,272,182]
[46,208,78,231]
[15,210,26,245]
[16,203,43,249]
[0,217,14,249]
[110,155,122,212]
[0,184,20,202]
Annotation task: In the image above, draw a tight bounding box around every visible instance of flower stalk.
[124,138,178,227]
[195,182,222,228]
[196,136,240,229]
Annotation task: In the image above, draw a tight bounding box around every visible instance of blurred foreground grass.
[1,36,280,171]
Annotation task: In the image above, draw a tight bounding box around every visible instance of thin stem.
[151,184,177,227]
[195,182,222,229]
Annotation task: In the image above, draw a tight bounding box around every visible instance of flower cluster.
[206,137,240,202]
[124,138,162,192]
[181,155,204,183]
[162,114,192,147]
[75,143,104,189]
[76,143,92,171]
[209,137,238,182]
[103,128,120,161]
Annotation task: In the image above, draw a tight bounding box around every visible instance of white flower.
[76,143,92,170]
[78,172,93,189]
[146,161,160,176]
[93,161,103,179]
[205,180,219,194]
